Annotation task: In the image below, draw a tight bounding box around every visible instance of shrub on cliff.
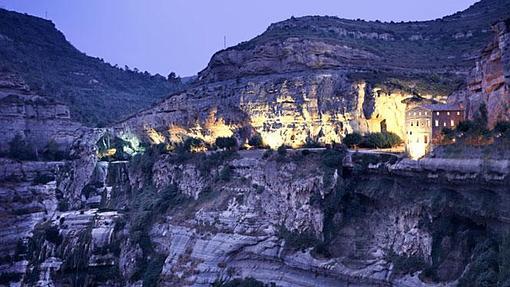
[218,165,232,182]
[360,132,402,149]
[43,225,62,246]
[277,145,287,156]
[321,149,344,169]
[387,250,428,275]
[277,225,319,251]
[8,134,37,161]
[212,277,267,287]
[457,239,499,287]
[181,137,207,152]
[343,132,363,148]
[248,134,264,148]
[41,140,69,161]
[495,121,510,139]
[215,136,237,150]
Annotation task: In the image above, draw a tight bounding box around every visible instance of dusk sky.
[1,0,477,77]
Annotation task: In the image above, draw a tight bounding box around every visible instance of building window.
[425,112,428,115]
[417,120,419,126]
[436,112,440,115]
[411,122,413,127]
[427,120,430,127]
[447,112,450,115]
[424,135,428,144]
[413,112,416,116]
[419,112,422,116]
[451,120,454,127]
[457,111,460,116]
[443,122,446,127]
[416,138,420,143]
[435,120,439,127]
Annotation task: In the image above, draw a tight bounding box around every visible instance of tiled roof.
[422,103,463,111]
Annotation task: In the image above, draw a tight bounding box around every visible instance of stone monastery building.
[405,104,465,159]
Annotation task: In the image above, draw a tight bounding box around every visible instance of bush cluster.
[212,277,269,287]
[6,135,69,161]
[342,132,402,149]
[248,134,264,148]
[215,136,237,150]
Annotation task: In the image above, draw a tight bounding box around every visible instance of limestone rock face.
[2,147,510,286]
[449,20,510,127]
[198,38,381,83]
[119,72,416,148]
[0,72,84,153]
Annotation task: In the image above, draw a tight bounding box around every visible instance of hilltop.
[199,0,510,87]
[0,8,183,127]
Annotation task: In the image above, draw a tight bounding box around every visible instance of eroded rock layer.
[449,19,510,127]
[1,149,509,286]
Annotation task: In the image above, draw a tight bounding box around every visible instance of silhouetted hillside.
[0,8,183,127]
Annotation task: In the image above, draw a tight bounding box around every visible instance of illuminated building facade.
[405,104,464,159]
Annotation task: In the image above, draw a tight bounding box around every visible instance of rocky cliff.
[116,0,510,149]
[2,147,510,286]
[0,72,85,154]
[449,19,510,127]
[2,1,510,286]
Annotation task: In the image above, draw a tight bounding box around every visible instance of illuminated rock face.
[118,71,419,148]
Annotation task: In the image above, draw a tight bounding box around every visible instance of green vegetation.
[277,225,321,252]
[142,254,166,287]
[436,115,510,159]
[0,9,183,126]
[457,239,500,287]
[0,273,22,285]
[342,132,402,149]
[215,136,238,150]
[8,134,37,160]
[180,137,208,153]
[128,184,189,285]
[360,132,402,149]
[212,277,271,287]
[342,132,363,148]
[97,134,139,161]
[219,166,233,182]
[130,144,166,179]
[277,145,287,156]
[386,250,428,275]
[5,135,70,161]
[248,134,264,148]
[44,224,62,245]
[320,149,345,170]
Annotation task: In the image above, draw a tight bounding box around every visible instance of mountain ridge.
[0,8,183,127]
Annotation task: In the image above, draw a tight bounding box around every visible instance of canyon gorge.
[0,0,510,286]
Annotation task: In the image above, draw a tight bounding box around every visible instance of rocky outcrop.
[199,0,510,83]
[449,19,510,127]
[118,72,422,149]
[116,1,510,148]
[0,72,84,153]
[2,148,509,286]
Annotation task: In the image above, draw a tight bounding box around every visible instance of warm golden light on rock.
[97,148,117,158]
[146,127,166,144]
[166,109,235,145]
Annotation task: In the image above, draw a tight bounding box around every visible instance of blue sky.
[1,0,477,77]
